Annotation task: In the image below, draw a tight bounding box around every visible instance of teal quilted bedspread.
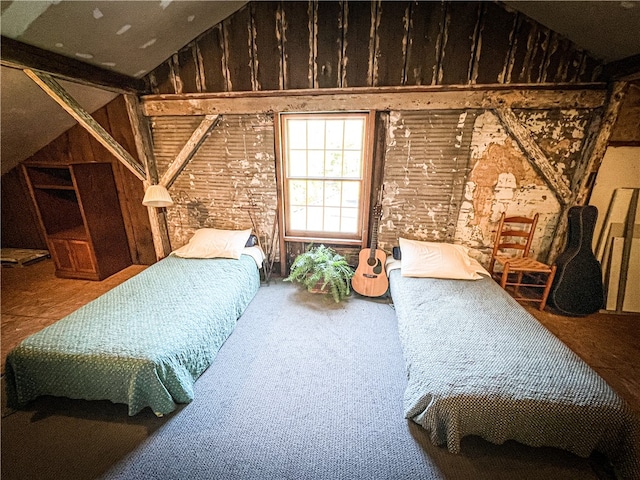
[6,255,260,416]
[389,271,639,480]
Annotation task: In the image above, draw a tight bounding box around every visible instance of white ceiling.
[1,0,247,77]
[1,1,639,175]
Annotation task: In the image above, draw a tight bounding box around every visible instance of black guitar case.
[549,205,604,316]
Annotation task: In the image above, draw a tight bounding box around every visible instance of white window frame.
[276,111,373,246]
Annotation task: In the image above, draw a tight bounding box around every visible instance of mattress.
[1,248,50,266]
[6,254,260,416]
[388,269,639,479]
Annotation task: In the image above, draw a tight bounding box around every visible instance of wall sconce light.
[142,184,173,207]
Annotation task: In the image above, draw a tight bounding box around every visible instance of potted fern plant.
[284,244,354,302]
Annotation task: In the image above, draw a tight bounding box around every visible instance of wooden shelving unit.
[23,162,132,280]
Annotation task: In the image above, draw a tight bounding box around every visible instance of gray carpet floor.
[1,280,607,480]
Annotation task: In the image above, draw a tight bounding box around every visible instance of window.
[278,112,372,244]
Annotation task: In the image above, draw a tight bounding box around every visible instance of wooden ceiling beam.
[1,36,148,94]
[159,115,220,189]
[575,81,628,205]
[495,108,571,206]
[141,85,608,116]
[25,69,146,181]
[124,95,172,261]
[546,81,627,262]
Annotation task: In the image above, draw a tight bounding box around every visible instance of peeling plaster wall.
[152,114,277,255]
[378,110,477,252]
[454,111,561,264]
[150,107,594,271]
[376,108,573,267]
[513,108,594,190]
[377,109,594,266]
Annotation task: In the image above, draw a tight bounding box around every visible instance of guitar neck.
[368,215,380,258]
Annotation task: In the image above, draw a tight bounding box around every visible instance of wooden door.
[49,238,74,272]
[68,240,97,274]
[49,238,98,279]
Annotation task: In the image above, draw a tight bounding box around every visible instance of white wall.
[589,146,640,312]
[590,147,640,242]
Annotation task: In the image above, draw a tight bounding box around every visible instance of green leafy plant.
[284,244,355,302]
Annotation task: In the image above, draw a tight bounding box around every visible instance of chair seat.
[494,255,554,273]
[493,257,557,311]
[489,212,556,311]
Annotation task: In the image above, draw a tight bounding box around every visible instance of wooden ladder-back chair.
[489,213,557,311]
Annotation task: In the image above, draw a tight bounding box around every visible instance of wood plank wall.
[148,1,601,95]
[2,97,156,265]
[1,168,46,249]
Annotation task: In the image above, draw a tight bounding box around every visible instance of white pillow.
[399,238,485,280]
[172,228,251,259]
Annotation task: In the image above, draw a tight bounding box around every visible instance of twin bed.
[6,232,639,478]
[388,238,639,479]
[6,229,263,416]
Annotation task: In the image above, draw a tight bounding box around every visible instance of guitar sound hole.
[367,258,383,274]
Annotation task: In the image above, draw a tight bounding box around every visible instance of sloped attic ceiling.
[1,1,639,175]
[504,1,640,64]
[0,0,247,174]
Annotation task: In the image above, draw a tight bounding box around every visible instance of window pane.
[290,206,307,230]
[325,150,343,177]
[289,180,307,206]
[341,208,358,233]
[325,181,341,207]
[288,150,307,177]
[325,120,344,149]
[307,206,324,230]
[324,207,341,232]
[344,119,364,149]
[307,120,325,150]
[342,181,360,208]
[308,180,324,206]
[343,151,362,178]
[308,150,324,177]
[288,120,307,149]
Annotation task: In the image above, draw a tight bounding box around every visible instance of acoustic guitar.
[549,205,604,316]
[352,205,389,297]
